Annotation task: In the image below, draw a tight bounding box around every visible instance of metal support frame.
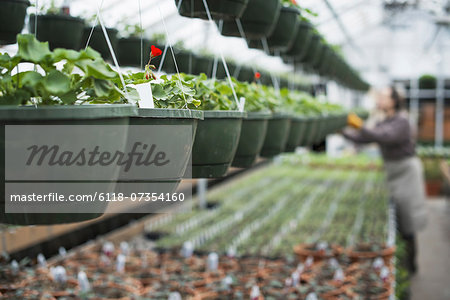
[435,76,445,148]
[434,27,445,148]
[409,78,420,130]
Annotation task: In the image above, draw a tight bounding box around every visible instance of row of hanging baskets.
[0,0,368,91]
[0,32,353,225]
[0,104,346,226]
[175,0,370,91]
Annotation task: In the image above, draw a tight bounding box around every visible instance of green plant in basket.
[34,0,61,15]
[122,73,201,109]
[0,34,124,105]
[178,73,238,111]
[233,80,269,112]
[281,0,318,18]
[121,22,145,38]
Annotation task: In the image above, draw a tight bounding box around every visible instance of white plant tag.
[77,271,90,293]
[116,254,126,273]
[168,292,182,300]
[250,285,260,300]
[120,241,130,256]
[306,293,318,300]
[58,247,67,258]
[11,260,19,275]
[135,82,154,109]
[51,266,67,285]
[37,253,47,268]
[238,97,246,112]
[181,241,194,258]
[207,252,219,271]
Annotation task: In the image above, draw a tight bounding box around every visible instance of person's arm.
[357,117,410,145]
[342,128,373,144]
[439,160,450,184]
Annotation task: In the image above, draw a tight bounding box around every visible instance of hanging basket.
[215,61,237,79]
[80,26,119,61]
[0,105,136,225]
[300,116,320,147]
[221,0,281,39]
[237,66,254,83]
[193,55,214,77]
[191,111,245,178]
[298,33,321,64]
[260,113,291,158]
[117,37,151,68]
[266,6,300,52]
[115,108,203,197]
[318,47,332,76]
[309,42,326,71]
[285,116,308,152]
[232,111,271,168]
[0,0,30,45]
[29,14,85,50]
[283,20,313,60]
[161,49,197,74]
[176,0,249,21]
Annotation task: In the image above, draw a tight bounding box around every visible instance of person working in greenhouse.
[342,87,427,273]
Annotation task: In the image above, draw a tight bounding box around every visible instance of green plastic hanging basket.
[191,110,245,178]
[232,111,271,168]
[0,0,30,45]
[283,20,313,60]
[285,116,308,152]
[260,113,291,157]
[221,0,281,39]
[80,26,119,61]
[0,105,136,225]
[29,14,85,50]
[116,108,204,195]
[117,37,151,68]
[176,0,249,21]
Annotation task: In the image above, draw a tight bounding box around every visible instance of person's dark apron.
[384,156,428,236]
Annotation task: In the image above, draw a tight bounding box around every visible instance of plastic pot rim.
[136,108,204,120]
[0,104,137,121]
[201,110,247,119]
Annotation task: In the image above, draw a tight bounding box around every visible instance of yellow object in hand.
[347,113,364,129]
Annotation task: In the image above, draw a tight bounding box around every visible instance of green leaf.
[151,84,168,100]
[93,79,112,97]
[21,71,44,87]
[17,34,51,64]
[59,91,78,104]
[76,59,118,79]
[44,70,71,95]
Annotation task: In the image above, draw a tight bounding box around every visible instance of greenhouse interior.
[0,0,449,299]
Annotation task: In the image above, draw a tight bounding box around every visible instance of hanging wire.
[234,18,258,78]
[138,0,144,70]
[201,0,242,111]
[85,0,105,49]
[211,20,224,80]
[34,0,38,37]
[157,2,189,108]
[260,37,280,93]
[95,4,129,100]
[158,0,185,73]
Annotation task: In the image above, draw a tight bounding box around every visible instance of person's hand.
[347,113,364,129]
